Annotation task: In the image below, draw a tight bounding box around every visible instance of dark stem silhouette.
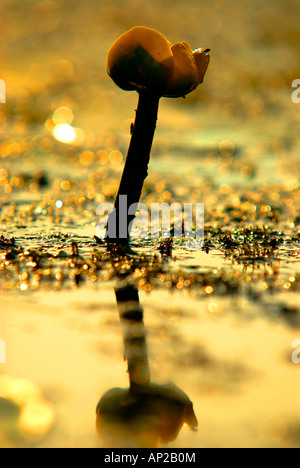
[105,90,160,245]
[115,285,150,390]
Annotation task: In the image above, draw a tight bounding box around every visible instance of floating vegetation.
[0,226,298,302]
[0,235,16,250]
[2,150,300,331]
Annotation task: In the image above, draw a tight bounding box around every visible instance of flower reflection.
[96,285,197,448]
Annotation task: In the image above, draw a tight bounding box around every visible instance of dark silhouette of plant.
[105,26,210,245]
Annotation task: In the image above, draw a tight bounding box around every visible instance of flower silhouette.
[107,26,210,98]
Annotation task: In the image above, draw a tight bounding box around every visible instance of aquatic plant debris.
[1,131,300,315]
[1,216,300,327]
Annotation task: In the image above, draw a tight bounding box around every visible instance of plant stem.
[105,90,160,244]
[115,285,151,391]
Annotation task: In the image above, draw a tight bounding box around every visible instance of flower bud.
[107,26,210,98]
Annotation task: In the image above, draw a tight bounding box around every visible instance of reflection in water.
[96,284,198,448]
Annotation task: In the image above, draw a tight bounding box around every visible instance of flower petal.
[193,48,210,86]
[163,41,198,98]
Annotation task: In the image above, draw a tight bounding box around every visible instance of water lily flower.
[105,26,210,246]
[107,26,210,98]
